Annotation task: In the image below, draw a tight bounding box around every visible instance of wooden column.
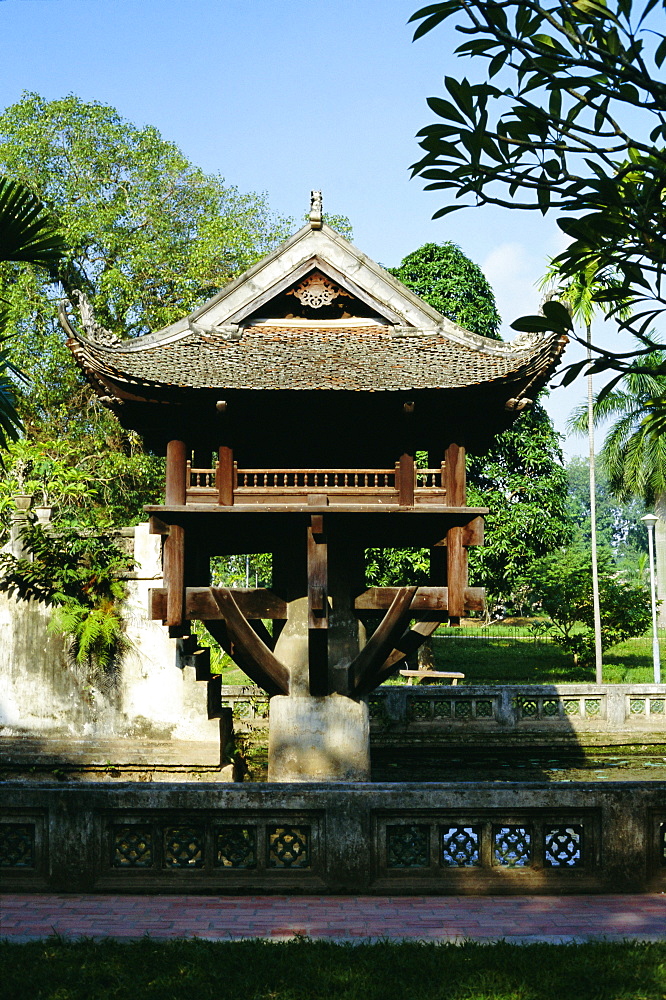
[216,400,234,506]
[164,439,187,627]
[398,401,415,506]
[165,439,187,504]
[444,441,467,624]
[307,513,328,695]
[327,523,366,696]
[217,446,234,506]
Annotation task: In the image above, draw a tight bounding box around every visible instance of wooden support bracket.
[374,618,442,686]
[211,587,290,694]
[349,586,417,695]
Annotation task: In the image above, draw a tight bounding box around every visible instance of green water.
[370,746,666,782]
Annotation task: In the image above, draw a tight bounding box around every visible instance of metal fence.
[433,625,666,645]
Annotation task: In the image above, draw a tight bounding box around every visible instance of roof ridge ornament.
[71,289,121,347]
[309,190,322,229]
[188,319,242,341]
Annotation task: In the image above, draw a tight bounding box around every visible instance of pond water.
[370,746,666,782]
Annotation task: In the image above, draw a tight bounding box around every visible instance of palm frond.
[0,175,64,270]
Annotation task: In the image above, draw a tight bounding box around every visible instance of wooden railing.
[185,462,447,505]
[237,468,397,492]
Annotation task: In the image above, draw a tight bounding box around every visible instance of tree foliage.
[389,242,501,338]
[570,352,666,505]
[467,400,571,606]
[565,455,646,553]
[0,93,289,523]
[410,0,666,378]
[370,241,571,604]
[529,545,652,665]
[0,94,289,435]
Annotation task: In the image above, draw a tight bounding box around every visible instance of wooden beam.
[211,587,290,694]
[443,443,467,623]
[150,587,288,621]
[463,516,484,547]
[349,586,416,695]
[446,526,466,620]
[148,515,170,537]
[355,586,485,612]
[398,452,415,506]
[444,442,466,505]
[431,517,484,548]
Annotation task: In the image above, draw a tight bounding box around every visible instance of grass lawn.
[426,633,664,685]
[1,938,666,1000]
[215,630,665,687]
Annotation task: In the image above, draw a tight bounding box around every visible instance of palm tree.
[570,354,666,625]
[0,175,64,448]
[539,265,609,682]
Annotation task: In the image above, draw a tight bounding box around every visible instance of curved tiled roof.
[67,319,567,396]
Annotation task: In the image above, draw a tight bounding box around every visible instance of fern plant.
[48,600,130,668]
[0,521,134,672]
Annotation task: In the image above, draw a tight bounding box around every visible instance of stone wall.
[0,524,217,742]
[1,780,664,894]
[222,683,666,747]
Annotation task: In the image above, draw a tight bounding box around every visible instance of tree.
[370,242,572,610]
[0,94,289,429]
[0,93,289,525]
[565,456,646,555]
[570,352,666,623]
[410,0,666,380]
[388,242,500,339]
[466,401,571,608]
[0,174,64,447]
[529,544,652,667]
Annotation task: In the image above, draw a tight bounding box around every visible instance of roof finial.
[309,190,322,229]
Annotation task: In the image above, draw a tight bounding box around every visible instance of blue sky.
[0,0,607,457]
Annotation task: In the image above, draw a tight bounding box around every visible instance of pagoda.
[63,193,566,781]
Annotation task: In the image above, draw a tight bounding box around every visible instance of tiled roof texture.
[69,323,566,394]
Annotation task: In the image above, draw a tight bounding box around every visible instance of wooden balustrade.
[182,464,449,506]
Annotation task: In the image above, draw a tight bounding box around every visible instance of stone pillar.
[9,495,32,558]
[267,694,370,782]
[269,519,371,781]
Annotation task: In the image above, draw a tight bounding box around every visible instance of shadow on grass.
[1,937,665,1000]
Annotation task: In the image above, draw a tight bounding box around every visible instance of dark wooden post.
[165,439,187,504]
[216,400,234,506]
[164,439,187,627]
[398,401,415,506]
[307,513,328,695]
[444,441,467,623]
[217,446,234,506]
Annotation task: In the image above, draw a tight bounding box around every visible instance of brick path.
[1,894,665,943]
